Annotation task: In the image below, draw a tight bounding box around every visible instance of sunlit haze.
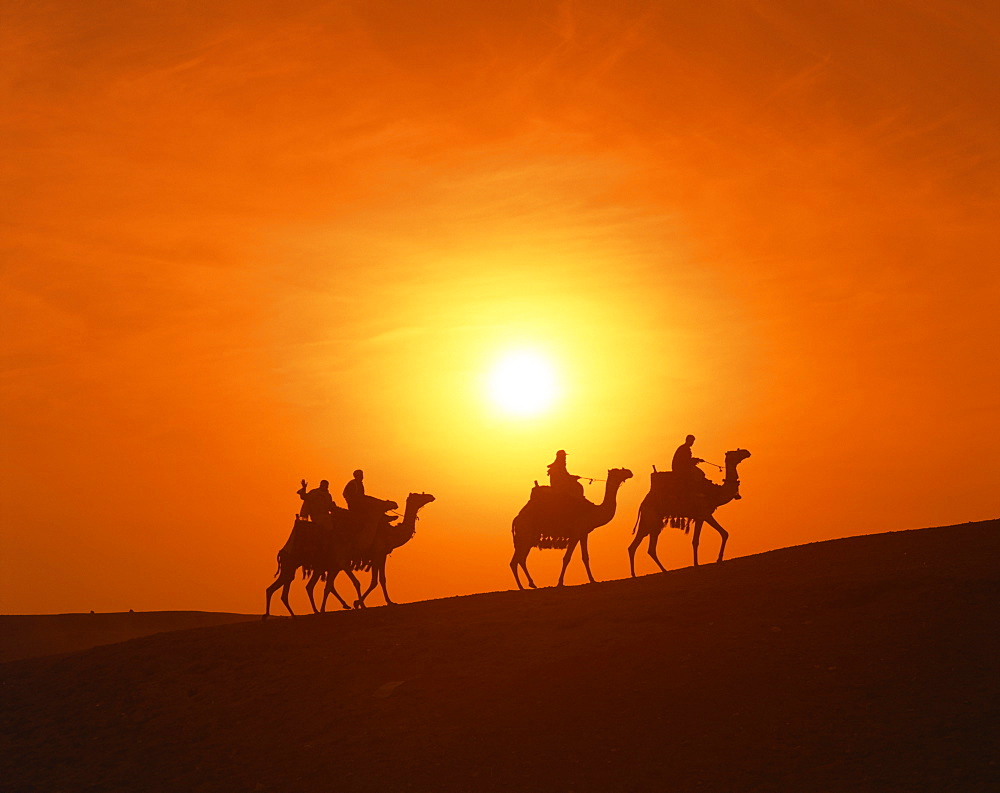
[1,0,997,615]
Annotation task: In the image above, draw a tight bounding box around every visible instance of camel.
[628,448,751,575]
[263,506,365,619]
[320,492,435,610]
[510,468,633,589]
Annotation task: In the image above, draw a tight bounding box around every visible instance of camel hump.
[279,516,331,562]
[650,470,675,490]
[528,485,595,511]
[529,484,553,501]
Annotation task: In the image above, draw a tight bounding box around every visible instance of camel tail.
[632,509,641,535]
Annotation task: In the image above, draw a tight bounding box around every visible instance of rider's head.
[686,434,695,445]
[319,479,329,489]
[353,469,364,479]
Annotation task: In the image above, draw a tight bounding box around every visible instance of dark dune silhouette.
[0,610,258,664]
[3,520,998,792]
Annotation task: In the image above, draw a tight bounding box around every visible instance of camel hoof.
[528,582,537,589]
[261,614,269,621]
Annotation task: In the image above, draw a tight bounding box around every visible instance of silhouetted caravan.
[510,466,633,589]
[321,492,435,609]
[628,448,751,573]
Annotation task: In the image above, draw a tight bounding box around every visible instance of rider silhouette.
[547,450,585,498]
[671,435,705,476]
[297,479,334,527]
[344,469,397,552]
[343,469,366,511]
[672,435,710,507]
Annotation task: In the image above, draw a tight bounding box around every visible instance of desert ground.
[2,519,997,792]
[0,611,259,665]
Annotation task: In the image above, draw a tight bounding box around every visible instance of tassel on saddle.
[666,516,692,534]
[535,534,571,550]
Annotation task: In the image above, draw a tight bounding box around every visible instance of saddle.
[528,482,589,508]
[647,470,712,524]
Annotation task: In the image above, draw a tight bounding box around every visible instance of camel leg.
[322,571,351,612]
[519,548,538,589]
[264,553,283,619]
[320,574,332,612]
[511,545,538,590]
[305,571,323,614]
[377,562,394,605]
[279,579,295,617]
[343,568,364,608]
[692,520,704,567]
[628,534,642,578]
[510,551,524,590]
[580,535,597,584]
[265,566,298,618]
[647,528,668,573]
[557,539,580,587]
[357,568,379,608]
[627,531,644,577]
[704,515,729,563]
[264,576,283,619]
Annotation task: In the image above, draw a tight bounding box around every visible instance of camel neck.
[402,499,422,527]
[716,457,743,505]
[385,501,419,549]
[600,477,618,507]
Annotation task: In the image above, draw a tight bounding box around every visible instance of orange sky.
[2,0,998,614]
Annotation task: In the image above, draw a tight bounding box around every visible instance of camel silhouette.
[628,448,751,574]
[320,491,435,610]
[263,505,366,618]
[510,468,633,589]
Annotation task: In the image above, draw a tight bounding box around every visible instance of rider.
[671,435,705,475]
[344,469,396,552]
[547,450,585,499]
[343,469,366,512]
[671,435,710,507]
[297,479,335,528]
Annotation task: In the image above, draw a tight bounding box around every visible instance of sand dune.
[2,520,997,792]
[0,611,259,664]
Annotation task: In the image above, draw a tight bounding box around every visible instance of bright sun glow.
[486,350,559,416]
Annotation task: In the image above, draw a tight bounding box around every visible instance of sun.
[486,350,559,416]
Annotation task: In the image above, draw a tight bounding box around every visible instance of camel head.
[723,449,750,500]
[725,449,751,467]
[608,468,634,485]
[406,492,436,512]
